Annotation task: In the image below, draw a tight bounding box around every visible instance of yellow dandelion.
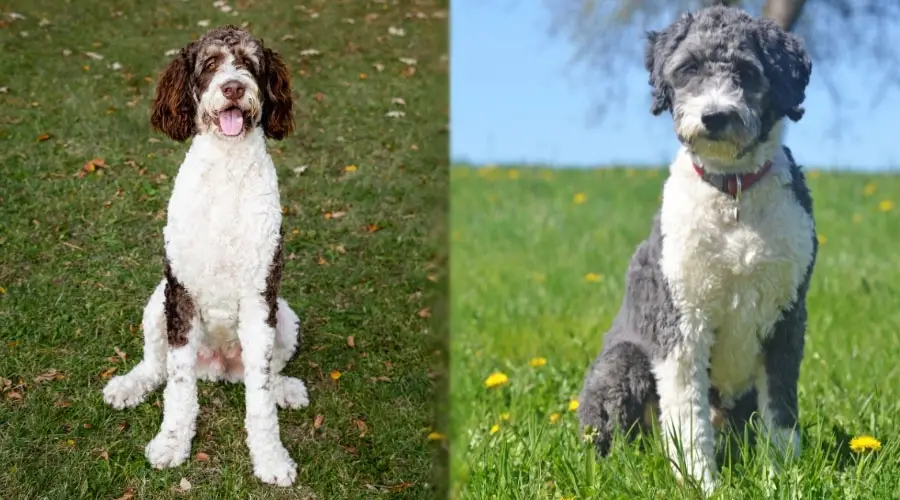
[863,182,876,196]
[817,235,827,245]
[568,399,580,411]
[529,357,547,368]
[849,435,881,453]
[584,273,604,283]
[853,213,863,224]
[344,164,358,172]
[484,371,509,389]
[490,424,500,434]
[500,412,510,421]
[573,193,586,205]
[427,432,445,441]
[878,200,894,212]
[507,169,520,180]
[330,370,342,380]
[549,413,561,424]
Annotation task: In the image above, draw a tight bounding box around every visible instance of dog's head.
[644,6,811,162]
[150,25,294,142]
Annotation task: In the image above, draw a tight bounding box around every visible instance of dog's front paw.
[103,375,150,409]
[274,376,309,409]
[145,432,191,469]
[253,446,297,486]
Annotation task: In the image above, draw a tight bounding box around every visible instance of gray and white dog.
[578,6,816,494]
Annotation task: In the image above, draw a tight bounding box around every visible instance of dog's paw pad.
[145,433,191,469]
[275,377,309,409]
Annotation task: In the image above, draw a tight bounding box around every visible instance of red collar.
[692,161,773,198]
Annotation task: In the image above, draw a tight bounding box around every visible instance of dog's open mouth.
[216,107,245,136]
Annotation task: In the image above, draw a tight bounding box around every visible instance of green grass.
[0,1,447,498]
[451,165,900,499]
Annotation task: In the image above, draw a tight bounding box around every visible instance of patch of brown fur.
[150,46,198,142]
[263,228,284,328]
[261,48,294,140]
[163,258,196,347]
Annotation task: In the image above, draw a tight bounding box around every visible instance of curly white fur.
[655,142,814,492]
[102,128,306,486]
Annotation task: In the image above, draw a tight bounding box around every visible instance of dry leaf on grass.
[99,450,110,461]
[54,400,72,408]
[354,419,367,437]
[347,336,355,348]
[363,224,381,233]
[100,366,118,379]
[114,488,135,500]
[34,369,66,383]
[195,452,210,461]
[36,133,51,142]
[6,391,22,400]
[314,414,324,430]
[371,376,391,383]
[178,478,192,492]
[324,211,346,220]
[417,308,431,319]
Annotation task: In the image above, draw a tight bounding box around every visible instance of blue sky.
[450,1,900,170]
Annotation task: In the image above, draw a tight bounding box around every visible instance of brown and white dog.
[102,26,307,486]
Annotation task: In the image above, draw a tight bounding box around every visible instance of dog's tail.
[578,341,657,455]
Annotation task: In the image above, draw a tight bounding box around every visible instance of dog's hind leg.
[270,298,308,410]
[102,280,168,409]
[578,341,657,455]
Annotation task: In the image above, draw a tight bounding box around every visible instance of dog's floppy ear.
[261,47,294,140]
[645,13,694,116]
[150,45,197,142]
[753,19,811,122]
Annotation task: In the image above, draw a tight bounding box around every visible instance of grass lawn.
[450,165,900,499]
[0,1,447,498]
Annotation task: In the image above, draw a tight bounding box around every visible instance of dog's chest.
[661,176,814,399]
[164,146,281,308]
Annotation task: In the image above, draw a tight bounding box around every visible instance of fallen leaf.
[324,211,346,220]
[83,423,93,429]
[100,450,110,461]
[114,488,136,500]
[82,158,106,174]
[6,391,22,400]
[387,482,414,492]
[36,133,51,142]
[178,478,192,491]
[372,376,391,383]
[354,419,367,437]
[317,256,328,266]
[347,336,355,348]
[195,452,210,461]
[364,224,381,233]
[417,308,431,319]
[34,369,66,383]
[314,414,324,430]
[117,421,129,431]
[54,401,72,408]
[314,92,325,101]
[100,366,118,379]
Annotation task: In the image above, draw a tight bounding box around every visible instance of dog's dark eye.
[679,61,699,76]
[205,59,217,71]
[736,63,758,84]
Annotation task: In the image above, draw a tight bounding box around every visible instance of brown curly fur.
[261,48,294,140]
[150,44,199,142]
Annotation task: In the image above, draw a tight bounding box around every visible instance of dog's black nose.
[221,81,245,100]
[701,110,734,133]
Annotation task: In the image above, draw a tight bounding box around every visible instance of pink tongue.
[219,108,244,136]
